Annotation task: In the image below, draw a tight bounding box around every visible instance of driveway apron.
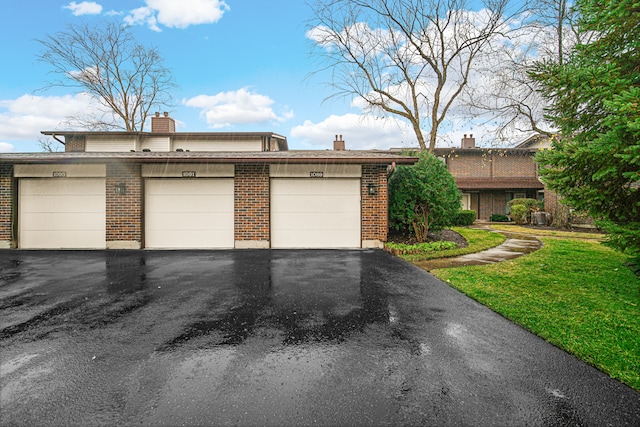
[1,250,638,426]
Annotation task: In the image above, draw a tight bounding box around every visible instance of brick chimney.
[461,133,476,148]
[151,112,176,133]
[334,134,345,151]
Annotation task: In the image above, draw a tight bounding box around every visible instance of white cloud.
[0,142,14,152]
[125,0,229,31]
[64,1,103,16]
[290,113,417,150]
[183,88,293,129]
[0,93,97,147]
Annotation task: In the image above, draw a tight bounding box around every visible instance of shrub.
[490,214,511,222]
[510,204,529,224]
[389,152,461,242]
[454,210,476,226]
[385,240,457,255]
[508,198,543,224]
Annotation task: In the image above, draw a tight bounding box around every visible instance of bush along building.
[0,113,417,250]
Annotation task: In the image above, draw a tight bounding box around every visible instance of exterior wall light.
[367,183,377,196]
[114,183,127,195]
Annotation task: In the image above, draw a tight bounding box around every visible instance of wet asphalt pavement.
[1,250,639,426]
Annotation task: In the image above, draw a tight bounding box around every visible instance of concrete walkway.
[416,227,542,270]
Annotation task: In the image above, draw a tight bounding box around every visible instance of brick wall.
[444,150,538,180]
[0,163,14,246]
[235,164,270,243]
[362,164,388,243]
[106,163,142,246]
[492,154,537,177]
[65,136,86,152]
[447,153,492,178]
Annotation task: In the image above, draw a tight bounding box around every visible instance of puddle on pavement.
[157,251,393,350]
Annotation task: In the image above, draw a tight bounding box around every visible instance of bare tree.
[37,21,175,131]
[466,0,587,142]
[308,0,515,151]
[38,137,61,152]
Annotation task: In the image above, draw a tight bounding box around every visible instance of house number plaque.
[309,171,324,178]
[182,171,197,178]
[52,171,67,178]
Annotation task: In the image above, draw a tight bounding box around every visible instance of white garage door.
[271,179,361,248]
[145,179,234,249]
[19,178,106,249]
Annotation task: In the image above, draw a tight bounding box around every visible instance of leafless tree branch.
[37,21,175,132]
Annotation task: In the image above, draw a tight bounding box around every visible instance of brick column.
[235,164,270,248]
[362,164,388,248]
[106,162,142,249]
[0,163,14,248]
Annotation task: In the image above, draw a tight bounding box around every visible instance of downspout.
[387,162,396,178]
[51,133,66,146]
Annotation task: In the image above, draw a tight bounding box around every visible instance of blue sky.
[0,0,504,153]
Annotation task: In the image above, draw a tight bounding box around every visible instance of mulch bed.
[387,229,468,248]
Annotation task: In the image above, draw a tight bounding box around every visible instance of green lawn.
[431,236,640,391]
[489,224,604,240]
[393,227,506,262]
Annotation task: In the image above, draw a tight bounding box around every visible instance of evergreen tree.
[531,0,640,263]
[389,152,461,242]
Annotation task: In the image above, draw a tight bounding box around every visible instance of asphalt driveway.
[1,250,638,426]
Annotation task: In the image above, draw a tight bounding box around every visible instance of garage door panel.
[272,212,361,229]
[271,195,360,213]
[146,195,229,214]
[21,212,104,231]
[145,179,233,249]
[147,230,232,248]
[273,229,361,249]
[276,179,359,193]
[21,195,105,213]
[19,178,106,249]
[146,180,232,195]
[20,231,105,249]
[271,179,361,248]
[146,212,231,231]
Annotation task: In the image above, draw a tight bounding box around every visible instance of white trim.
[270,164,361,178]
[141,163,234,178]
[15,164,106,178]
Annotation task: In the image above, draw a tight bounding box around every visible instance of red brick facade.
[436,148,544,220]
[1,158,399,249]
[106,163,142,247]
[362,165,388,243]
[234,164,270,243]
[0,163,14,246]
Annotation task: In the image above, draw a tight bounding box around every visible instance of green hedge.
[490,214,511,222]
[454,210,476,226]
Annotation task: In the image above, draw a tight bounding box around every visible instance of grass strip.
[396,227,506,262]
[431,237,640,391]
[489,224,604,240]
